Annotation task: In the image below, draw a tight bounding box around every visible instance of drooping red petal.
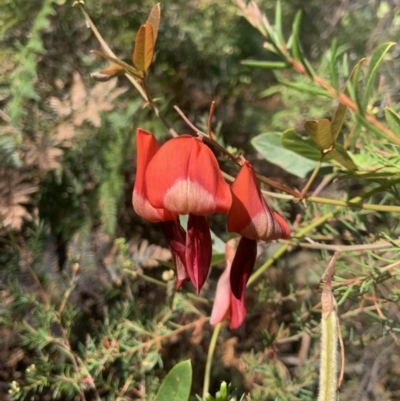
[210,238,251,330]
[133,128,177,222]
[229,237,257,300]
[229,291,247,329]
[145,135,232,216]
[227,161,290,241]
[160,219,188,288]
[185,213,212,293]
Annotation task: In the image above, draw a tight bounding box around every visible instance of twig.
[207,100,216,138]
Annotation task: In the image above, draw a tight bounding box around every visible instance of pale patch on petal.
[163,179,216,215]
[133,192,166,223]
[240,210,286,241]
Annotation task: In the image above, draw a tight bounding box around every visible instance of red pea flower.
[134,131,232,293]
[210,238,256,329]
[145,135,232,293]
[227,161,290,301]
[227,161,290,241]
[133,129,188,286]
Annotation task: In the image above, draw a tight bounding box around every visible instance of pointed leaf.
[146,3,161,45]
[289,11,302,60]
[153,360,192,401]
[251,132,318,178]
[274,0,283,43]
[304,119,334,152]
[281,129,323,161]
[133,23,155,72]
[277,78,333,98]
[385,107,400,138]
[327,146,357,171]
[361,42,395,111]
[329,38,339,90]
[331,58,365,140]
[91,50,143,78]
[91,65,124,82]
[241,60,289,69]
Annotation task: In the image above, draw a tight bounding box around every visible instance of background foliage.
[1,0,400,400]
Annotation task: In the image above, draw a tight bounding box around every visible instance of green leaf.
[331,58,365,140]
[329,38,339,90]
[385,107,400,138]
[153,360,192,401]
[327,146,357,171]
[289,11,302,61]
[361,42,395,111]
[251,131,318,178]
[281,129,322,161]
[274,0,283,43]
[304,119,333,152]
[276,78,333,97]
[342,52,349,78]
[241,60,289,69]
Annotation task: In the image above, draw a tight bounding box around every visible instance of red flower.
[133,129,187,287]
[226,161,290,320]
[227,161,290,241]
[145,135,232,216]
[133,130,232,293]
[210,238,257,329]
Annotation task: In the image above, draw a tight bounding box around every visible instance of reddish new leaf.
[133,23,155,72]
[146,3,160,45]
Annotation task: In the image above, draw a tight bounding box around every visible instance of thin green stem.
[279,238,399,252]
[202,322,222,398]
[301,157,323,199]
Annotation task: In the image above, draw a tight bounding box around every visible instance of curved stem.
[202,322,222,398]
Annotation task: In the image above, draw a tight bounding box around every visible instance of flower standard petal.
[185,213,212,294]
[133,128,177,222]
[227,161,290,241]
[145,135,232,216]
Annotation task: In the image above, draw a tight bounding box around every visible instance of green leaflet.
[153,360,192,401]
[252,131,318,178]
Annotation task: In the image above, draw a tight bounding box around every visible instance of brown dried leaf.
[50,72,126,129]
[25,133,65,172]
[129,236,171,268]
[49,96,71,117]
[0,170,37,230]
[55,123,75,147]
